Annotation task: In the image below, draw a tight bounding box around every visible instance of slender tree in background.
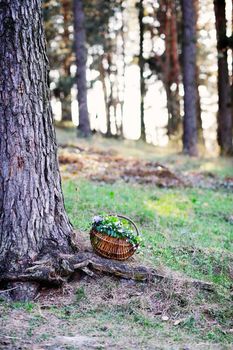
[214,0,233,155]
[167,0,181,136]
[162,0,181,136]
[194,0,204,145]
[147,0,181,137]
[181,0,198,156]
[0,0,74,299]
[138,0,146,141]
[106,51,114,137]
[60,0,73,121]
[74,0,91,137]
[196,67,204,145]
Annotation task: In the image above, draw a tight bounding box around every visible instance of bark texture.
[74,0,91,137]
[214,0,233,155]
[181,0,198,156]
[0,0,74,281]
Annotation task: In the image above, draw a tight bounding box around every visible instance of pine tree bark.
[181,0,198,156]
[0,0,74,295]
[214,0,233,155]
[73,0,91,137]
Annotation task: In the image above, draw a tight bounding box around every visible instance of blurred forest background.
[43,0,233,157]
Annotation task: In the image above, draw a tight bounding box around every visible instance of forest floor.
[0,128,233,350]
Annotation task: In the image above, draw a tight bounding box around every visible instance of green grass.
[1,131,232,348]
[1,177,232,348]
[58,146,232,347]
[63,179,233,288]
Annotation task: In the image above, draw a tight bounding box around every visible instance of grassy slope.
[64,180,233,288]
[1,130,232,349]
[61,131,232,347]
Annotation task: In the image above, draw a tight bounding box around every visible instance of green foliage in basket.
[91,215,141,248]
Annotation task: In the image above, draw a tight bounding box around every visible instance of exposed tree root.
[1,282,40,302]
[0,251,214,300]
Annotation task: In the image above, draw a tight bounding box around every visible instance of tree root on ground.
[0,251,214,300]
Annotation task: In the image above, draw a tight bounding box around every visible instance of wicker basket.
[90,215,139,261]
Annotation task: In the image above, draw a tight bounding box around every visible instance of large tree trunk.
[181,0,198,156]
[0,0,74,297]
[138,0,146,141]
[74,0,91,137]
[232,3,233,129]
[214,0,233,155]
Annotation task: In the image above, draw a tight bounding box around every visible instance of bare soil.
[58,145,233,190]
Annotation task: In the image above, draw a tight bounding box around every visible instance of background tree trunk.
[138,0,146,141]
[61,92,72,121]
[153,0,181,138]
[0,0,74,288]
[167,0,181,136]
[106,53,113,137]
[74,0,91,137]
[181,0,198,156]
[60,0,72,122]
[194,0,204,145]
[196,66,204,145]
[214,0,233,155]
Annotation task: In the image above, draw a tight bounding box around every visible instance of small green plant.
[91,215,141,247]
[11,301,35,312]
[75,286,86,302]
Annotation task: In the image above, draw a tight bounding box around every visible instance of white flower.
[93,215,103,223]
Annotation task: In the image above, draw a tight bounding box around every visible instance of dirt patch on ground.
[185,171,233,189]
[58,146,185,187]
[58,145,232,189]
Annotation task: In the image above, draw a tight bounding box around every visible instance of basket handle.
[111,214,140,236]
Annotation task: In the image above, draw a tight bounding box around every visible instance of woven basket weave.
[90,215,139,261]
